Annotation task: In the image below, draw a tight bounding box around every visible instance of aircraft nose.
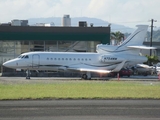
[3,60,17,68]
[3,61,11,68]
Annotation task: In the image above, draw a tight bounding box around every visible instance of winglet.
[112,61,126,72]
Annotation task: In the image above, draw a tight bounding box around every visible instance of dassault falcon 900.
[3,25,156,79]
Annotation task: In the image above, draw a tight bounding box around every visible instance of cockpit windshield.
[24,55,29,58]
[18,55,22,58]
[21,55,25,58]
[17,55,29,59]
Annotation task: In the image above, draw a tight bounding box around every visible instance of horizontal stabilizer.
[127,46,157,49]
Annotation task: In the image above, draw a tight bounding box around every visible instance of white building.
[62,15,71,27]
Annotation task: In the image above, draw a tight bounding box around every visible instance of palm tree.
[111,31,124,45]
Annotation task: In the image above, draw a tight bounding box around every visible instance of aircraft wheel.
[82,74,88,80]
[26,76,30,79]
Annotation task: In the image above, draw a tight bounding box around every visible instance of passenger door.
[32,54,40,68]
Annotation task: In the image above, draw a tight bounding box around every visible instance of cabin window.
[78,58,80,61]
[89,59,91,61]
[66,58,68,60]
[51,58,53,60]
[85,58,87,61]
[69,58,72,60]
[54,58,57,60]
[47,58,49,60]
[74,58,76,61]
[62,58,64,60]
[81,59,84,61]
[58,58,60,60]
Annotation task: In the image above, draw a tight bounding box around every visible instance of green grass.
[0,81,160,100]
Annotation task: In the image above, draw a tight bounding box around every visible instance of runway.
[0,75,160,81]
[0,100,160,120]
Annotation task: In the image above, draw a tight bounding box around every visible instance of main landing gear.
[81,72,91,80]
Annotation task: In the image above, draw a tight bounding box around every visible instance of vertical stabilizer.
[96,25,149,54]
[116,25,148,50]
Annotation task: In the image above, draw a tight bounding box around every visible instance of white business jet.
[3,25,153,79]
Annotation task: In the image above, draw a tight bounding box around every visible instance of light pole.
[150,19,157,56]
[149,19,157,65]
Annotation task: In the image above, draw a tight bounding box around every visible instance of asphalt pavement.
[0,100,160,120]
[0,75,160,82]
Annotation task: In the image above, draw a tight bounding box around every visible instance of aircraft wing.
[67,67,111,73]
[112,60,126,72]
[127,46,157,49]
[78,68,111,73]
[67,61,126,73]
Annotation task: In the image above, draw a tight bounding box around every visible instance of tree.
[111,31,124,45]
[144,55,159,65]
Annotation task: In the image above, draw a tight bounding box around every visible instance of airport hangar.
[0,25,110,76]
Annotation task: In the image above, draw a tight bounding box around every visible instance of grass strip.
[0,81,160,100]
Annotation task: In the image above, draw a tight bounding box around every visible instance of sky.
[0,0,160,28]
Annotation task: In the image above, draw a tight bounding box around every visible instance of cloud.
[0,0,62,21]
[85,0,160,27]
[0,0,160,27]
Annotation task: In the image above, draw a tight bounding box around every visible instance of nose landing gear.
[26,69,31,79]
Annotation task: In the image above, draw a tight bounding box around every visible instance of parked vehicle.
[134,64,155,76]
[156,63,160,74]
[109,68,132,77]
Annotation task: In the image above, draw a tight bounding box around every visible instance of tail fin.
[116,25,148,50]
[96,25,149,54]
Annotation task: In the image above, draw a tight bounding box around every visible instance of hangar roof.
[0,26,110,44]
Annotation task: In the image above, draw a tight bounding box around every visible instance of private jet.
[3,25,155,79]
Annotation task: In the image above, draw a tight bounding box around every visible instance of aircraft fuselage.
[3,52,147,72]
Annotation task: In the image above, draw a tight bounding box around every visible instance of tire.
[82,74,87,80]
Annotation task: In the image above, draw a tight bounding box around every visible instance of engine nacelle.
[96,44,117,53]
